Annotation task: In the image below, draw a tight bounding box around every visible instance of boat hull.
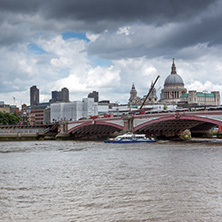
[104,140,157,143]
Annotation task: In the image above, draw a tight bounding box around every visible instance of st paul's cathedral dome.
[160,59,187,104]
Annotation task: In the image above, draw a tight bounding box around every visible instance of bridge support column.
[217,125,222,138]
[56,121,70,139]
[121,114,134,132]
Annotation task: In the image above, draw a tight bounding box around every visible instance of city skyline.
[0,0,222,105]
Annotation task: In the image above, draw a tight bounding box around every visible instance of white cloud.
[86,32,100,42]
[187,80,222,92]
[216,62,222,71]
[0,33,123,104]
[1,23,222,106]
[117,26,132,36]
[54,74,88,92]
[86,66,120,88]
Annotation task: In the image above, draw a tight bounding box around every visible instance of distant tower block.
[88,91,99,102]
[61,87,69,102]
[30,85,39,106]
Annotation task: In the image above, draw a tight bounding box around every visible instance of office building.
[50,87,69,103]
[88,91,99,102]
[61,87,69,102]
[30,85,39,106]
[27,102,50,125]
[51,91,61,103]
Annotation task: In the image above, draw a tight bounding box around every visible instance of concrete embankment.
[0,132,72,141]
[0,133,40,141]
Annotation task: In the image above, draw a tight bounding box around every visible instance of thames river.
[1,140,222,221]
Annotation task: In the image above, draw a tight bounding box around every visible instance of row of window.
[51,107,90,112]
[189,97,216,102]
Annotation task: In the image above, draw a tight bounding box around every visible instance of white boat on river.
[104,133,157,143]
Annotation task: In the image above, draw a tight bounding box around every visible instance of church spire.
[171,58,177,74]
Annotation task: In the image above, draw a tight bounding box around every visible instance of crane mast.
[139,75,160,110]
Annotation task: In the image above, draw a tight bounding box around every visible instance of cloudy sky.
[1,0,222,106]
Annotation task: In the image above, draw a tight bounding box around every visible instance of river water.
[1,140,222,222]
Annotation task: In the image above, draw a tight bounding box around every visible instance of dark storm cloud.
[0,0,221,60]
[0,0,217,32]
[0,0,220,59]
[42,0,216,29]
[86,0,222,60]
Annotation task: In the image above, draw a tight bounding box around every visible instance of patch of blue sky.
[60,67,70,76]
[88,56,112,67]
[27,43,47,55]
[62,31,90,42]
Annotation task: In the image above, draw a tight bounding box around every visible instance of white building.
[50,98,97,122]
[82,98,97,117]
[98,103,109,114]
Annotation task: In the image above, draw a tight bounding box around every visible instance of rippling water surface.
[1,140,222,221]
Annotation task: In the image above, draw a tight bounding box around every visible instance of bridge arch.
[68,121,124,138]
[134,115,222,136]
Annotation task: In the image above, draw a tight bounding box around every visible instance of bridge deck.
[67,110,222,138]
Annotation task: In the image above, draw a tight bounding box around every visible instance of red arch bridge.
[58,110,222,139]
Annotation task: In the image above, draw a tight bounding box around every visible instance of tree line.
[0,112,22,125]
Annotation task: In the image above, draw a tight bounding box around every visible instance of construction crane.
[13,96,16,105]
[139,75,160,110]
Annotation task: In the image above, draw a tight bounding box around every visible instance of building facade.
[30,85,39,106]
[128,83,141,107]
[50,87,69,103]
[88,91,99,102]
[10,105,19,113]
[128,82,158,107]
[160,59,187,104]
[27,102,50,125]
[50,98,97,122]
[180,90,220,106]
[51,91,61,103]
[0,101,10,113]
[61,87,69,102]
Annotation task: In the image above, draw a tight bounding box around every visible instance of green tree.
[163,104,168,110]
[0,112,22,125]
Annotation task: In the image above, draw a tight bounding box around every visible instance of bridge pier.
[56,120,70,139]
[121,114,134,132]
